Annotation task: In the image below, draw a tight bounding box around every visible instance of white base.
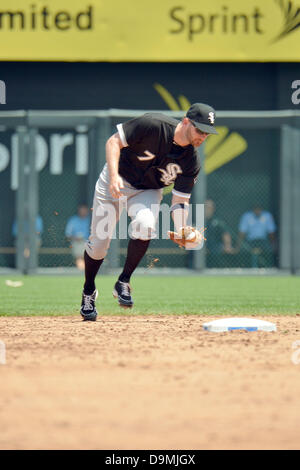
[203,317,276,332]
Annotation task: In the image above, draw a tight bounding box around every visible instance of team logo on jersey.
[158,163,182,186]
[208,112,215,124]
[137,150,156,161]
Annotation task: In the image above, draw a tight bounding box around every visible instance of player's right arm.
[106,115,155,198]
[106,132,125,198]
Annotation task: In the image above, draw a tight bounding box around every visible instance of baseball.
[185,231,197,242]
[181,227,197,242]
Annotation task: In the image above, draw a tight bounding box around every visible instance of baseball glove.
[167,226,204,249]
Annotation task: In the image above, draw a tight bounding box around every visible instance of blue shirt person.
[12,215,43,245]
[65,205,91,270]
[238,210,276,241]
[65,208,90,241]
[236,205,276,267]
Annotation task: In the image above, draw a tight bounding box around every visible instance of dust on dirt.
[1,315,300,450]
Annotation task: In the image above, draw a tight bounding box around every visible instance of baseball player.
[80,103,218,321]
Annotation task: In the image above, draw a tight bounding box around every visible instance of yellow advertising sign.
[0,0,300,61]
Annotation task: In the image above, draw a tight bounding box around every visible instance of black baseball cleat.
[113,281,134,308]
[80,289,98,321]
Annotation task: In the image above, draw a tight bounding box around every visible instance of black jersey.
[116,113,200,197]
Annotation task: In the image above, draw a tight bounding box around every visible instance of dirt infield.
[1,315,300,450]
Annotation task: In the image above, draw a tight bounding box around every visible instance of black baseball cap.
[186,103,218,135]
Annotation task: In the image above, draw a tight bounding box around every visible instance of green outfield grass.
[0,275,299,316]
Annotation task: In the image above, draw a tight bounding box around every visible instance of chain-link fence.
[0,110,300,273]
[205,127,280,269]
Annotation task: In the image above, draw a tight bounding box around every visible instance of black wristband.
[170,203,189,213]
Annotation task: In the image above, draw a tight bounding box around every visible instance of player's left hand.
[167,226,204,249]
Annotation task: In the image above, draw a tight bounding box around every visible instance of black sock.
[83,250,104,294]
[118,238,151,283]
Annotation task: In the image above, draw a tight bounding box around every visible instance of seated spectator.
[205,199,234,267]
[236,204,276,268]
[12,215,43,250]
[65,204,91,270]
